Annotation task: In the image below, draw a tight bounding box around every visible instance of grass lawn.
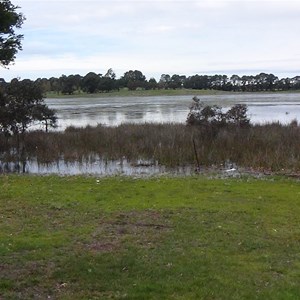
[1,175,300,299]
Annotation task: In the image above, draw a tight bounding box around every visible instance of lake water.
[5,92,299,175]
[44,92,300,130]
[0,158,247,178]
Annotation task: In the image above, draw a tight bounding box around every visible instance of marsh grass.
[1,175,300,299]
[1,122,300,172]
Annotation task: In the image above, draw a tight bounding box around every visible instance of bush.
[225,104,250,128]
[186,96,250,128]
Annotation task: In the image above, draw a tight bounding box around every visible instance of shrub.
[186,97,250,128]
[225,104,250,128]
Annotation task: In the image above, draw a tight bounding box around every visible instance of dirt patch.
[87,210,173,253]
[88,241,119,252]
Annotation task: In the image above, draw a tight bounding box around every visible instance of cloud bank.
[2,0,300,80]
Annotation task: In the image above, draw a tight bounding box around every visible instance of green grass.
[46,88,300,99]
[1,175,300,299]
[46,88,230,99]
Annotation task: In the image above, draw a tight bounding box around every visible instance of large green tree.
[0,79,57,172]
[120,70,146,90]
[0,0,25,67]
[0,79,57,135]
[82,72,101,93]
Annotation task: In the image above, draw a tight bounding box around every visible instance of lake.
[44,92,300,130]
[4,92,300,175]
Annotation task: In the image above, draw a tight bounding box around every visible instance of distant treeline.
[1,69,300,94]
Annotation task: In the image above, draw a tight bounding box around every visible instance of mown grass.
[1,175,300,299]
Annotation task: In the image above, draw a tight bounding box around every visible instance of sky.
[1,0,300,81]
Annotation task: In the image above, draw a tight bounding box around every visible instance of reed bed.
[1,122,300,172]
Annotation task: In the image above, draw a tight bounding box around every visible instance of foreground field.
[1,175,300,299]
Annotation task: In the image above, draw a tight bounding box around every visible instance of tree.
[122,70,146,83]
[241,75,249,92]
[33,104,57,132]
[158,74,171,89]
[59,74,76,95]
[230,75,241,91]
[186,97,223,127]
[225,104,250,127]
[291,76,300,90]
[35,77,51,93]
[266,73,278,91]
[0,78,57,135]
[0,78,57,172]
[0,0,25,67]
[186,97,250,128]
[104,68,116,80]
[145,77,158,90]
[82,72,101,93]
[99,68,116,92]
[98,76,115,92]
[183,75,210,90]
[120,70,146,90]
[210,74,228,90]
[278,78,291,91]
[169,74,186,89]
[186,96,203,124]
[49,77,61,94]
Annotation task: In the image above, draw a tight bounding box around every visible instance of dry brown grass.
[1,122,300,171]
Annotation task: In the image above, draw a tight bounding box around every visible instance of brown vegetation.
[1,121,300,172]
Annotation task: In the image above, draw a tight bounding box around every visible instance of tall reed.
[1,122,300,172]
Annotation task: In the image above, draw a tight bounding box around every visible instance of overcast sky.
[2,0,300,81]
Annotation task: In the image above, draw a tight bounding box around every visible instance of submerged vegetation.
[1,120,300,173]
[1,84,299,175]
[0,95,299,175]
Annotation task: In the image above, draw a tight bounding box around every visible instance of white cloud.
[2,0,300,80]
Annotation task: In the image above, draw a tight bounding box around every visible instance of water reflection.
[45,93,300,130]
[0,158,193,177]
[125,111,145,120]
[1,158,263,178]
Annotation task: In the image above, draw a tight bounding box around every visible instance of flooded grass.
[46,88,226,99]
[1,122,300,175]
[1,175,300,299]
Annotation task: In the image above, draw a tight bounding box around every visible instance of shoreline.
[45,88,300,99]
